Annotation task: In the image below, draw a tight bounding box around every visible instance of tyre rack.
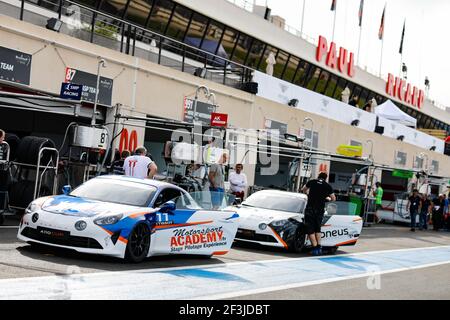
[9,146,59,211]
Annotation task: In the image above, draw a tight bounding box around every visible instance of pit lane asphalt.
[0,216,449,299]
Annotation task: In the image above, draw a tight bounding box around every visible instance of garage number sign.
[0,46,32,85]
[65,67,113,106]
[183,97,216,126]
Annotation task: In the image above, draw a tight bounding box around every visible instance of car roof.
[96,175,185,192]
[252,189,308,199]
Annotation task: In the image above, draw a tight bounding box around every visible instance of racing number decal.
[128,159,138,176]
[156,213,169,222]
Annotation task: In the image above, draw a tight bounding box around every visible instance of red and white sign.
[386,73,424,109]
[210,112,228,127]
[316,35,355,78]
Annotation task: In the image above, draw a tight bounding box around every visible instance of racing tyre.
[325,246,339,255]
[0,215,4,226]
[125,223,151,263]
[5,133,20,161]
[17,136,56,165]
[289,227,306,253]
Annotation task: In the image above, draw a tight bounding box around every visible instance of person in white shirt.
[123,146,158,179]
[228,163,247,201]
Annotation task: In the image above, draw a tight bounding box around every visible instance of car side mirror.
[62,185,72,195]
[159,200,176,213]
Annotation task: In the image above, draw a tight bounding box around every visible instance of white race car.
[232,190,363,254]
[18,175,239,262]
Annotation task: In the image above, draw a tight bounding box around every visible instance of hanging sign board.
[336,145,363,157]
[65,67,113,106]
[0,46,32,85]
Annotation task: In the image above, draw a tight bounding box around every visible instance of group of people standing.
[111,145,248,209]
[407,190,449,232]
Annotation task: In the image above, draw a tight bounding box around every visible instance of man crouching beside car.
[302,172,336,256]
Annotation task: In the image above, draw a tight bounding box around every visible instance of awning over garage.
[0,92,104,121]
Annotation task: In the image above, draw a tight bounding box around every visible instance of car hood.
[231,205,300,224]
[40,195,153,218]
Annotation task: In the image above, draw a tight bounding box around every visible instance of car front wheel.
[289,228,306,253]
[125,223,151,263]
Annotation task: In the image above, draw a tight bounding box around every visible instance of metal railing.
[8,0,254,88]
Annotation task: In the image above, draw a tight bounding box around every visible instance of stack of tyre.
[8,136,56,210]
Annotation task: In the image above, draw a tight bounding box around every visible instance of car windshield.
[70,179,157,207]
[242,192,306,213]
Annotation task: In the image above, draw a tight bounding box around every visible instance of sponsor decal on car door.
[150,210,238,255]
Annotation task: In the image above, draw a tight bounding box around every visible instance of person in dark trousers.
[407,189,421,231]
[432,194,445,231]
[0,129,8,212]
[419,194,432,230]
[302,172,336,256]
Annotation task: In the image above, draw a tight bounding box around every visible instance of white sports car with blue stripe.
[17,176,239,262]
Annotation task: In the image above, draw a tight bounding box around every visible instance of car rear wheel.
[125,223,151,263]
[325,246,339,255]
[289,228,306,253]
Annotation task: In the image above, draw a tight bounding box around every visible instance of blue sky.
[254,0,450,111]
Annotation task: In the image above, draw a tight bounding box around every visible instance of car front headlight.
[270,219,289,227]
[25,201,42,214]
[94,214,123,226]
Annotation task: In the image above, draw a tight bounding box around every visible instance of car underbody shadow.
[16,243,226,273]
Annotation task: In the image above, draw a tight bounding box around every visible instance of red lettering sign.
[210,112,228,127]
[385,73,425,110]
[316,35,355,78]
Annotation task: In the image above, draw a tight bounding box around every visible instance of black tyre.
[16,136,56,165]
[289,227,306,253]
[5,133,21,161]
[125,223,151,263]
[9,181,35,209]
[0,215,4,225]
[325,246,339,255]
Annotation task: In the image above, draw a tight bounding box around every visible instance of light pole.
[419,152,429,174]
[366,139,374,162]
[296,117,314,192]
[92,58,107,126]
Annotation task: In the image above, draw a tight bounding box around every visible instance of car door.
[150,188,239,255]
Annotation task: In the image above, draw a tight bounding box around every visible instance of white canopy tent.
[375,99,417,128]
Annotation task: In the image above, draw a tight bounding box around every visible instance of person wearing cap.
[302,172,336,256]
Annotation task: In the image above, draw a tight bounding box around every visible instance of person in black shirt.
[110,149,130,175]
[302,172,336,256]
[419,194,432,230]
[407,189,421,232]
[432,195,444,231]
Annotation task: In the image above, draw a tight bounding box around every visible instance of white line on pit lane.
[200,260,450,300]
[0,245,449,300]
[0,226,19,229]
[1,244,449,284]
